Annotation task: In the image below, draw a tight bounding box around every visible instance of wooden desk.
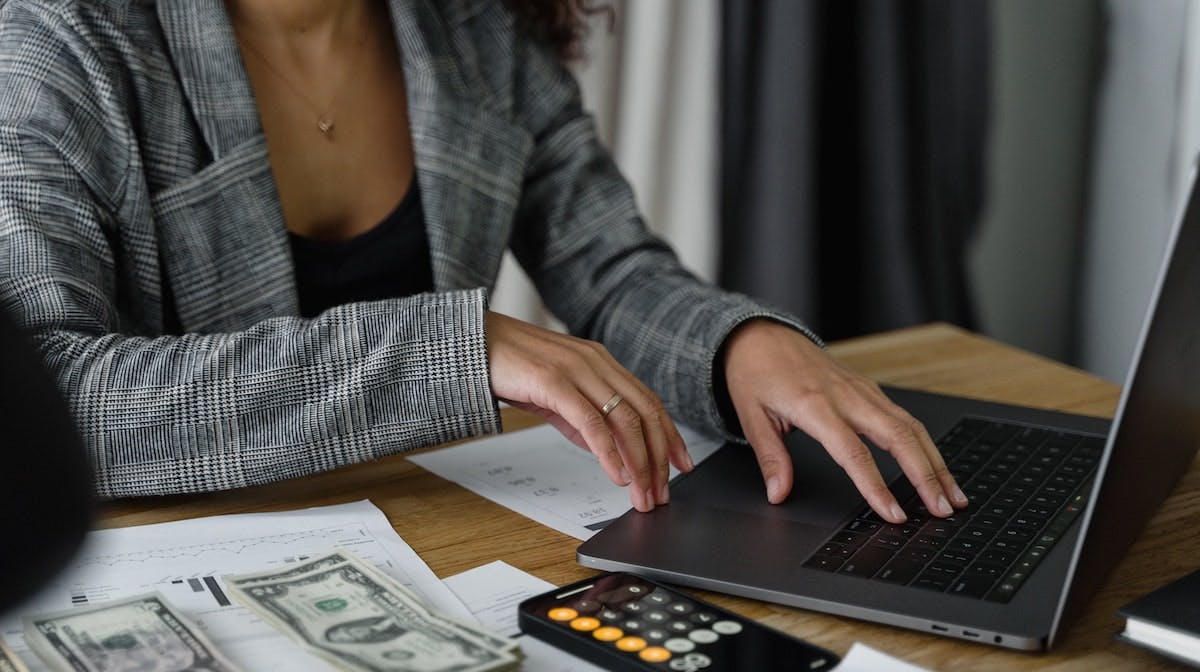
[101,324,1200,671]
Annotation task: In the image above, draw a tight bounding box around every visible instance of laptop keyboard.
[802,417,1103,602]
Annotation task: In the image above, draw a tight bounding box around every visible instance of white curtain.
[489,0,720,329]
[1079,0,1200,380]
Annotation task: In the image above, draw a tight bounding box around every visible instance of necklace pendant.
[317,116,335,137]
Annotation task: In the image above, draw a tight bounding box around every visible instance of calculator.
[518,572,839,671]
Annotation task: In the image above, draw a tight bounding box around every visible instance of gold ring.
[600,393,624,417]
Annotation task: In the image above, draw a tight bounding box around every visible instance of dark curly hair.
[505,0,614,62]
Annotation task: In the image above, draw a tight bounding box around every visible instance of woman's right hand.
[485,311,693,512]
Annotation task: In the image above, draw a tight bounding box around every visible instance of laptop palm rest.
[666,431,904,530]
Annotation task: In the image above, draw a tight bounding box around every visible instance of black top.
[289,182,434,318]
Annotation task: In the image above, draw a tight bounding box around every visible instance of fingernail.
[937,494,953,516]
[889,503,907,523]
[952,485,968,506]
[683,452,695,471]
[619,466,632,485]
[644,488,657,511]
[766,476,782,502]
[658,482,670,504]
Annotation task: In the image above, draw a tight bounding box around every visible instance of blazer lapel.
[389,0,532,292]
[154,0,297,331]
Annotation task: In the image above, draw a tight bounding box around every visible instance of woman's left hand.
[722,319,969,524]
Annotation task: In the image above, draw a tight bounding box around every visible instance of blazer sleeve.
[0,10,500,499]
[506,33,823,442]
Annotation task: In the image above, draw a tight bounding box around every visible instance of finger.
[588,344,694,474]
[794,398,907,524]
[596,380,674,505]
[851,402,955,518]
[536,378,638,500]
[858,384,967,508]
[740,408,794,504]
[574,344,673,505]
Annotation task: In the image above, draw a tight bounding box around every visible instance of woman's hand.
[485,311,693,513]
[722,319,968,524]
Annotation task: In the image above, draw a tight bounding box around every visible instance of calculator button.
[690,612,717,625]
[688,629,719,644]
[548,607,577,621]
[621,620,645,632]
[622,602,647,614]
[666,602,695,615]
[712,620,743,635]
[664,638,696,653]
[639,647,672,663]
[572,599,601,614]
[592,626,623,642]
[670,653,714,671]
[646,590,673,606]
[598,608,622,622]
[570,617,600,632]
[616,636,647,652]
[645,629,669,642]
[625,585,648,597]
[645,611,669,623]
[668,620,693,633]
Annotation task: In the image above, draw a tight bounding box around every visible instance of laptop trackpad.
[674,430,905,530]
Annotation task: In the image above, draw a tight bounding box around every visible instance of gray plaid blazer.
[0,0,817,498]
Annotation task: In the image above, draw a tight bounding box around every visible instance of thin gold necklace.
[237,19,370,140]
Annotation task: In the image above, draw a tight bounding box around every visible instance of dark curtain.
[720,0,991,341]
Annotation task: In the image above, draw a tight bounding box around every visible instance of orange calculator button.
[592,626,624,642]
[548,608,577,622]
[616,636,647,652]
[639,647,672,663]
[569,617,601,632]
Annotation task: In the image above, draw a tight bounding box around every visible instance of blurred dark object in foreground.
[0,308,92,612]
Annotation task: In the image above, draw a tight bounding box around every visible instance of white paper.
[0,500,472,671]
[444,561,605,672]
[834,642,936,672]
[409,423,724,540]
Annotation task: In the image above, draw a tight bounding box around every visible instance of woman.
[0,0,965,522]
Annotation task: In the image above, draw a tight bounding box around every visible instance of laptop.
[578,175,1200,651]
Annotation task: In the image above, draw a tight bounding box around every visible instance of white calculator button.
[688,629,719,644]
[664,637,696,653]
[684,652,713,668]
[712,620,743,635]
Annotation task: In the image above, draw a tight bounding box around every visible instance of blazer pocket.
[151,136,297,333]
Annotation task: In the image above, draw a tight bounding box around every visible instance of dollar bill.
[224,552,518,672]
[226,551,519,656]
[0,636,30,672]
[23,592,241,672]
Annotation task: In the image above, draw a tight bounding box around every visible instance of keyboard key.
[964,562,1006,579]
[845,519,881,534]
[902,547,935,563]
[948,573,997,598]
[946,538,985,555]
[981,549,1016,565]
[818,542,855,559]
[838,546,893,578]
[831,531,868,547]
[920,522,955,538]
[877,558,925,584]
[911,534,946,550]
[973,515,1006,531]
[913,572,951,592]
[937,550,973,566]
[870,535,907,551]
[997,527,1034,544]
[958,526,996,542]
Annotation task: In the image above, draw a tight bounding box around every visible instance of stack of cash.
[0,637,29,672]
[22,593,241,671]
[223,550,522,672]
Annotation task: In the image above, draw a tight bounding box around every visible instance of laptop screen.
[1052,173,1200,643]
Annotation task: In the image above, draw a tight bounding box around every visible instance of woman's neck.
[226,0,368,41]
